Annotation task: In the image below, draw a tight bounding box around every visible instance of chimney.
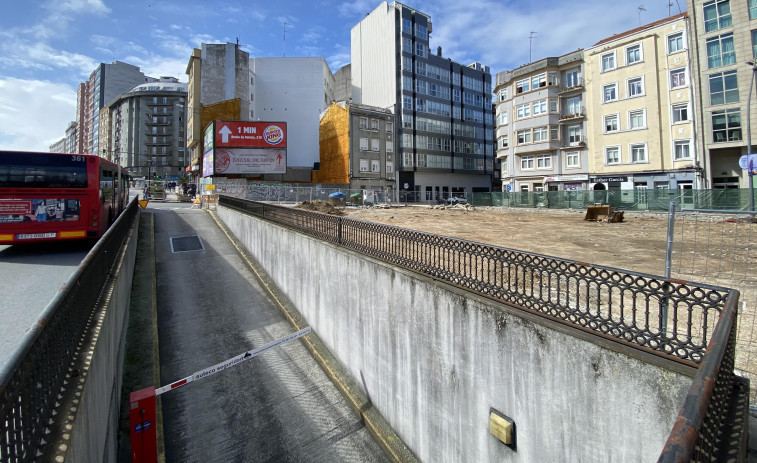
[437,46,442,56]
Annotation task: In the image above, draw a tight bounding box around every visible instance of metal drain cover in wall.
[170,235,204,253]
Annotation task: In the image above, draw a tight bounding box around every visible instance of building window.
[626,44,642,65]
[371,160,380,172]
[751,0,757,19]
[712,108,741,142]
[605,146,621,165]
[709,70,739,105]
[403,96,412,110]
[706,33,736,69]
[672,103,689,123]
[371,139,380,151]
[604,114,619,132]
[360,137,369,150]
[630,143,647,163]
[517,129,531,144]
[532,99,547,115]
[415,42,427,58]
[627,77,644,97]
[629,109,646,130]
[670,68,687,89]
[386,122,393,133]
[499,88,508,101]
[386,140,394,152]
[360,159,369,172]
[516,78,530,93]
[603,83,617,103]
[499,134,509,148]
[521,155,535,170]
[703,0,732,32]
[566,151,580,168]
[386,162,394,173]
[601,52,616,72]
[674,140,692,160]
[415,23,427,39]
[667,32,684,53]
[497,111,508,125]
[565,70,580,87]
[533,126,548,142]
[752,30,757,58]
[566,96,582,115]
[550,126,559,141]
[516,103,531,119]
[359,117,368,129]
[549,98,558,112]
[568,125,582,145]
[536,154,552,169]
[403,152,413,167]
[371,119,379,130]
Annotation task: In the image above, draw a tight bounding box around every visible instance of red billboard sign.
[214,121,287,148]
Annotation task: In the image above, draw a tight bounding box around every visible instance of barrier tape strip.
[155,327,311,396]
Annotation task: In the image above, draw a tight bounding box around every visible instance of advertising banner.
[213,148,287,175]
[214,121,287,148]
[202,150,214,178]
[0,198,81,223]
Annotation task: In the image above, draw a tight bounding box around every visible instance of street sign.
[739,154,757,170]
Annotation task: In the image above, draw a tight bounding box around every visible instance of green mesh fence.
[470,189,757,211]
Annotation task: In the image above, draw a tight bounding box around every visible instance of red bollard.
[130,386,158,463]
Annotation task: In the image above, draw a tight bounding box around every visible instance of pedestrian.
[143,184,148,198]
[35,201,47,222]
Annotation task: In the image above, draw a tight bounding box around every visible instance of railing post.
[337,216,343,245]
[661,201,676,334]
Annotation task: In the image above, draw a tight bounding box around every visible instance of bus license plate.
[17,233,57,240]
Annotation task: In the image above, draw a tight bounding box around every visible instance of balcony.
[559,108,586,122]
[560,136,587,149]
[558,78,584,94]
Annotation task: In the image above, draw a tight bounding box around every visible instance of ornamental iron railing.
[0,199,139,462]
[219,196,745,461]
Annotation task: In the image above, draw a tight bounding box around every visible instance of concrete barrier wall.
[218,206,694,462]
[65,219,139,462]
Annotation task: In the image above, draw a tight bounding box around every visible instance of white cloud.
[337,0,376,17]
[56,0,111,15]
[0,78,77,151]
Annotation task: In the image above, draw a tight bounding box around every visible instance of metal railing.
[220,196,733,365]
[658,290,741,462]
[220,196,746,461]
[0,199,139,462]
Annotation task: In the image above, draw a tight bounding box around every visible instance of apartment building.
[494,50,588,192]
[584,13,698,192]
[351,1,495,200]
[687,0,756,189]
[108,78,188,180]
[314,102,396,195]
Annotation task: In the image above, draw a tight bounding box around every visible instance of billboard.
[202,121,287,177]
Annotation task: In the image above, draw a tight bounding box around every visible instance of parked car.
[445,196,467,205]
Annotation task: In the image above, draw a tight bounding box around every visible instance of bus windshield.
[0,152,88,188]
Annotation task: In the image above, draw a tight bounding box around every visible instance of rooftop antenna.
[637,4,647,25]
[529,31,537,63]
[283,22,292,57]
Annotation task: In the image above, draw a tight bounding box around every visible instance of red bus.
[0,151,131,244]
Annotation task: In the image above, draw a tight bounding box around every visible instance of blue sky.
[0,0,683,152]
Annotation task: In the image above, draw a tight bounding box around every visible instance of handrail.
[0,198,139,461]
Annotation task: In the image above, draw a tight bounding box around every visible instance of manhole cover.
[170,236,204,253]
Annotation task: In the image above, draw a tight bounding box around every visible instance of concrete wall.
[63,216,139,462]
[218,205,694,462]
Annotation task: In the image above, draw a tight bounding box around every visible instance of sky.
[0,0,685,152]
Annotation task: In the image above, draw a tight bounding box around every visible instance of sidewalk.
[121,202,391,462]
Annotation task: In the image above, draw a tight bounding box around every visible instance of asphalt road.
[147,201,389,462]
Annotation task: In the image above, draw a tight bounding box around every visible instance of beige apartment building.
[494,50,588,192]
[585,13,700,192]
[687,0,757,189]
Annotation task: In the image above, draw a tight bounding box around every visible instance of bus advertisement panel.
[0,151,130,244]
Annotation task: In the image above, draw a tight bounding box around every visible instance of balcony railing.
[560,108,586,121]
[558,78,585,93]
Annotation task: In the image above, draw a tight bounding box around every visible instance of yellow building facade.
[585,13,699,190]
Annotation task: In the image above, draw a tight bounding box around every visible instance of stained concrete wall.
[63,214,138,462]
[218,205,694,462]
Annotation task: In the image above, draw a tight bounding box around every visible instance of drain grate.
[170,235,204,253]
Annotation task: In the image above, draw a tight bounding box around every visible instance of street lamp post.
[747,61,757,211]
